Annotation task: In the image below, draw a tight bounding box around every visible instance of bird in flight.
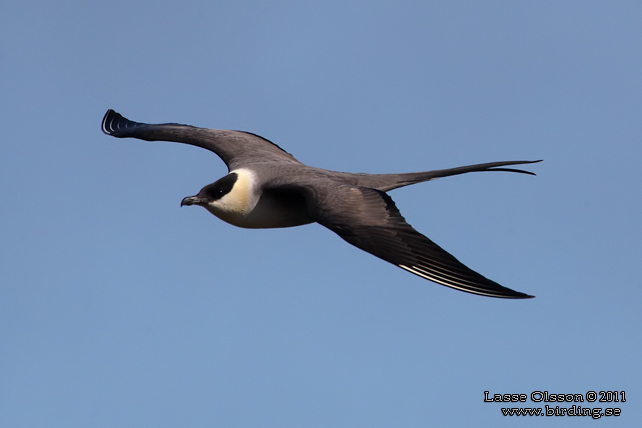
[102,110,539,298]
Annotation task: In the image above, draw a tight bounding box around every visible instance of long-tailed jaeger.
[102,109,540,298]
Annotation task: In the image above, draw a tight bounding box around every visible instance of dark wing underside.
[102,109,301,170]
[305,184,533,298]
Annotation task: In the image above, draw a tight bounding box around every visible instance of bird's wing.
[302,183,533,298]
[102,110,302,170]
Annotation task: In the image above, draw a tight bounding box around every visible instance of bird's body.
[102,109,539,298]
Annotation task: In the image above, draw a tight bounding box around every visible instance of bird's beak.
[181,196,206,207]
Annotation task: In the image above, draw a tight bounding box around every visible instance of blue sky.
[1,1,640,426]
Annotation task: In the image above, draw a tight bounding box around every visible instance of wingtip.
[101,109,142,137]
[488,290,535,299]
[514,292,535,299]
[101,109,120,135]
[500,288,535,299]
[482,290,534,299]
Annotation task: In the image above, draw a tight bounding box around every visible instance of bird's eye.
[203,173,238,200]
[205,187,222,199]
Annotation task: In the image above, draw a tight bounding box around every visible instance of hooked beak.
[181,196,206,207]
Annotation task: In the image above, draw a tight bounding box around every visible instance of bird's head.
[181,172,239,210]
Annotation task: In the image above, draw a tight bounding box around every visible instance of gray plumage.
[102,109,540,299]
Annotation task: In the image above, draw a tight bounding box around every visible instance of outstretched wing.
[102,109,302,170]
[304,184,533,298]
